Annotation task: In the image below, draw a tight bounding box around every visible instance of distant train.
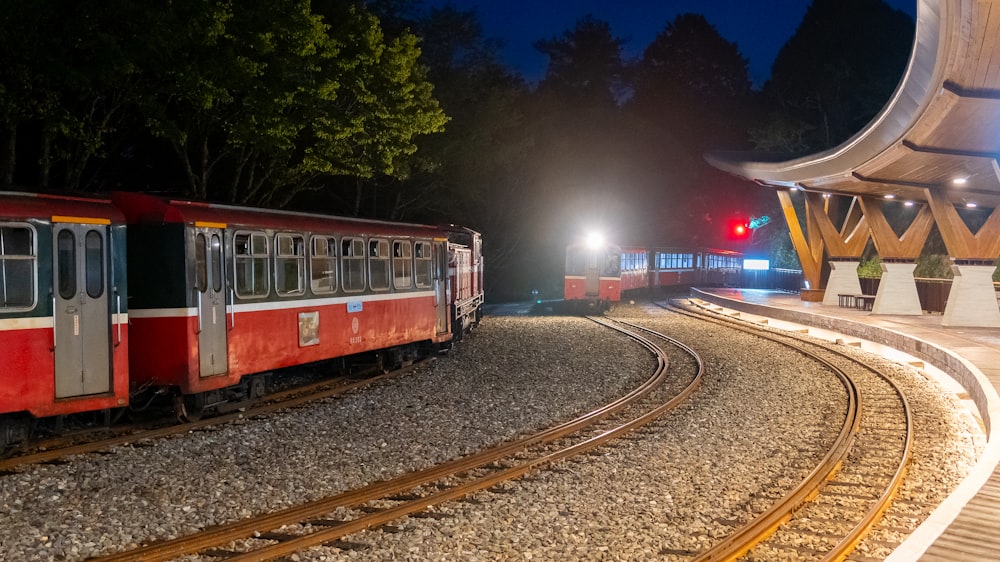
[564,236,742,310]
[0,190,483,448]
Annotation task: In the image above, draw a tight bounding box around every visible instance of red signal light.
[728,219,750,240]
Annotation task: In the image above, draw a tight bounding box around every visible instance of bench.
[838,294,876,311]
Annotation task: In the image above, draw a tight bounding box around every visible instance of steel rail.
[665,299,913,562]
[88,317,695,562]
[1,366,407,471]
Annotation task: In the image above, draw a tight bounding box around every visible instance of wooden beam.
[923,188,1000,258]
[777,190,824,291]
[804,192,870,258]
[857,196,934,259]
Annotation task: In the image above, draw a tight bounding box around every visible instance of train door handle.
[52,295,57,349]
[195,291,203,334]
[115,294,122,347]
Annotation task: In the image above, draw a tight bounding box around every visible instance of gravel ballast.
[0,305,984,561]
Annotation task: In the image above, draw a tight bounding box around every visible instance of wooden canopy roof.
[706,0,1000,209]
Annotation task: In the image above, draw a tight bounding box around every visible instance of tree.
[133,0,447,206]
[533,15,629,108]
[758,0,914,151]
[0,0,150,189]
[631,13,753,152]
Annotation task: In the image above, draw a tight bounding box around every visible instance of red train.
[564,237,742,310]
[0,190,483,447]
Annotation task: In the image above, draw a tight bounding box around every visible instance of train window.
[275,233,305,297]
[194,234,207,292]
[564,247,587,276]
[341,237,365,293]
[369,238,390,291]
[211,234,223,292]
[602,251,620,277]
[310,235,337,294]
[57,230,76,300]
[0,224,36,310]
[84,231,104,298]
[414,241,432,288]
[234,231,269,298]
[392,240,412,289]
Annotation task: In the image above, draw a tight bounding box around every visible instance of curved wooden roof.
[706,0,1000,208]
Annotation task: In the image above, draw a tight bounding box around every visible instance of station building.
[707,0,1000,329]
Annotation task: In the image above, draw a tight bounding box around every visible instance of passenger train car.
[564,238,742,310]
[0,190,484,446]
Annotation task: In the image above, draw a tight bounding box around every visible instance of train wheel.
[174,395,203,423]
[0,415,32,457]
[248,375,266,400]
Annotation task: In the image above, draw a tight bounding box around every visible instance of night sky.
[422,0,917,86]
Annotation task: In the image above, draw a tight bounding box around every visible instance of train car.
[443,225,484,337]
[0,190,485,443]
[697,248,743,286]
[564,237,743,313]
[619,247,649,293]
[564,237,623,311]
[0,191,131,449]
[112,192,479,419]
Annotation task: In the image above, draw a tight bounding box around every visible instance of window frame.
[310,234,338,295]
[0,222,38,312]
[414,240,433,288]
[392,239,413,290]
[341,236,366,293]
[368,238,390,292]
[233,230,270,299]
[274,232,306,297]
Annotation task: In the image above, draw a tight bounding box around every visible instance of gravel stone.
[0,305,983,562]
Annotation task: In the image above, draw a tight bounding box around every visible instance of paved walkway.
[693,288,1000,561]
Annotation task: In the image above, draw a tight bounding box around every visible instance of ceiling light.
[966,201,978,208]
[953,177,968,186]
[904,200,915,206]
[883,194,896,199]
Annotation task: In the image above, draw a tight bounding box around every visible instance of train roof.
[111,192,447,238]
[0,190,126,224]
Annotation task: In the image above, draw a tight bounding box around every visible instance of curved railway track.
[86,317,703,562]
[647,299,913,562]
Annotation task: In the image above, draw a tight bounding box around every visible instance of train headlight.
[585,231,604,249]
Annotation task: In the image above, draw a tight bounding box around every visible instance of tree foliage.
[632,14,753,152]
[0,0,446,205]
[756,0,913,152]
[533,15,629,108]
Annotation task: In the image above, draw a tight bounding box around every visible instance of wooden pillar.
[923,189,1000,327]
[805,192,870,306]
[856,197,934,315]
[777,190,824,301]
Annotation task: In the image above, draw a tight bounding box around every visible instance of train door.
[585,250,601,297]
[53,222,111,398]
[193,228,228,377]
[434,240,449,335]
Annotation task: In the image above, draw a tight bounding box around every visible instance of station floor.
[694,288,1000,561]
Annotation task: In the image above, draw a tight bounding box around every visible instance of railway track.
[649,299,913,561]
[86,316,703,562]
[0,365,412,472]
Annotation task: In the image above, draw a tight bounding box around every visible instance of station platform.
[692,288,1000,561]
